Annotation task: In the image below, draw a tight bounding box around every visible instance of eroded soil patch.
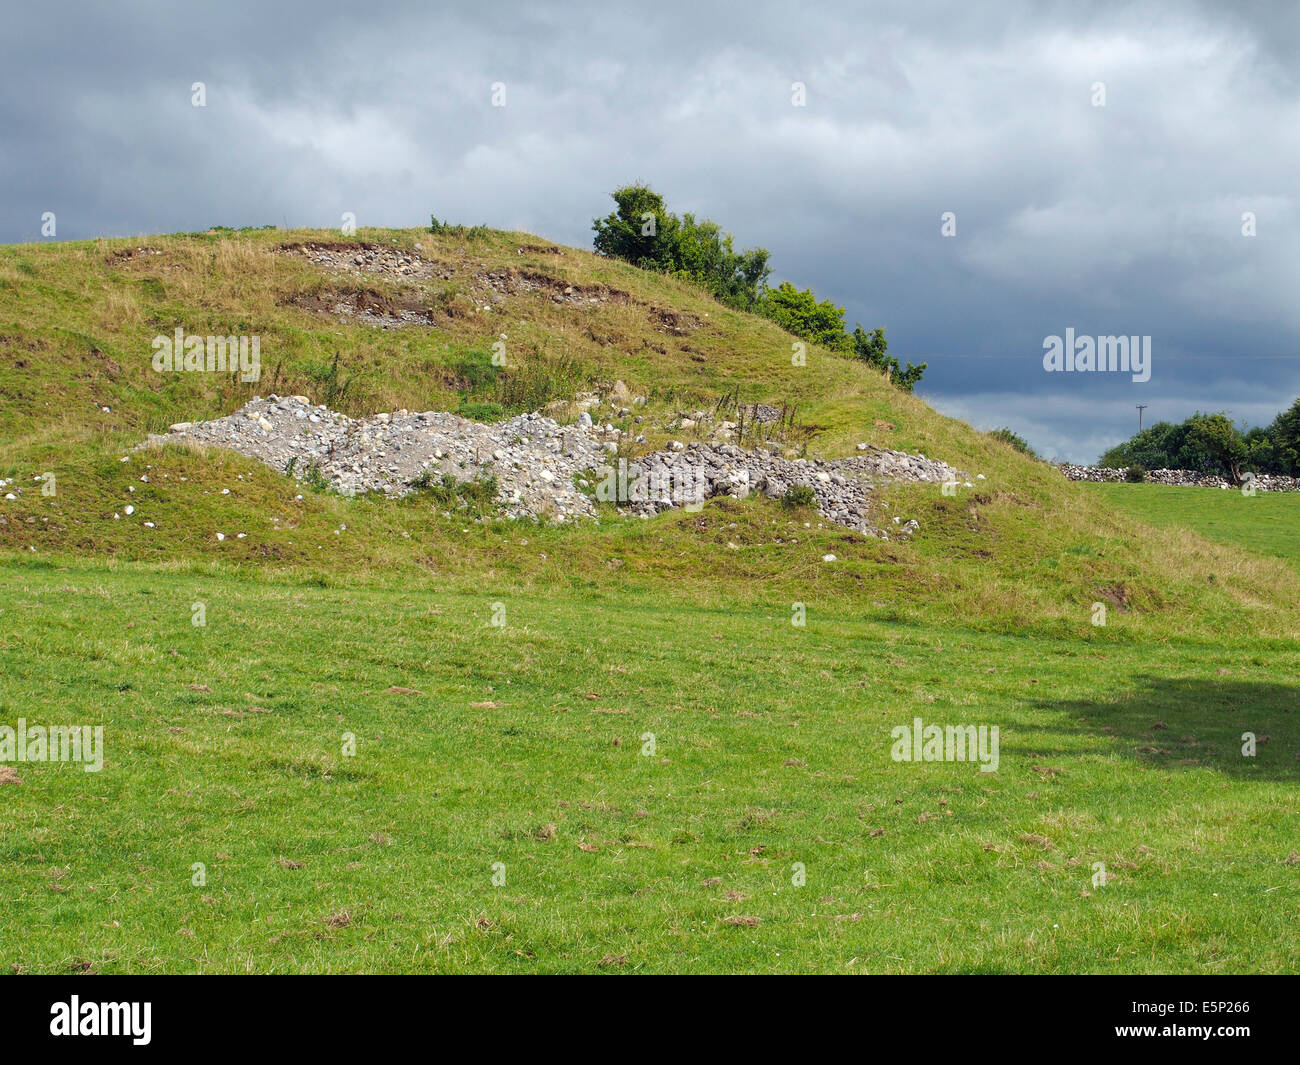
[477,268,633,307]
[283,287,440,328]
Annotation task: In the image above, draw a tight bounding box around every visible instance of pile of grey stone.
[153,396,969,535]
[614,443,964,534]
[156,396,613,522]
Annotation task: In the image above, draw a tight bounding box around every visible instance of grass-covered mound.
[1,227,1298,973]
[1,226,1295,640]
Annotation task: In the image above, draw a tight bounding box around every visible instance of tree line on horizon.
[591,184,926,392]
[1099,401,1300,483]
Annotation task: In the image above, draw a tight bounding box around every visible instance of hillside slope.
[0,226,1295,641]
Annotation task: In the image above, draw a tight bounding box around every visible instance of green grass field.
[3,554,1297,974]
[1084,482,1300,573]
[2,228,1298,973]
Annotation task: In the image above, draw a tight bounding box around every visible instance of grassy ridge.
[1,227,1296,639]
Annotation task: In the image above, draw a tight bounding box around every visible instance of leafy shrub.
[757,282,850,351]
[592,184,925,392]
[1125,464,1147,483]
[591,185,770,311]
[1268,397,1300,475]
[1184,412,1247,483]
[988,427,1037,458]
[848,325,925,393]
[781,484,817,508]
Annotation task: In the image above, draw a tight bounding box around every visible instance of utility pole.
[1137,405,1148,433]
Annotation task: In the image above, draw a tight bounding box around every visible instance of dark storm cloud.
[2,0,1297,461]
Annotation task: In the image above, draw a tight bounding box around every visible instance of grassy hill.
[2,226,1296,638]
[2,227,1298,973]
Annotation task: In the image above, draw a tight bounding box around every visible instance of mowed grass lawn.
[2,557,1298,974]
[1084,482,1300,573]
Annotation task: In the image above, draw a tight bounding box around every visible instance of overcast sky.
[3,0,1297,461]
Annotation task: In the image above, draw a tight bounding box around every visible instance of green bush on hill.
[590,184,771,311]
[987,426,1038,458]
[755,281,848,350]
[593,184,926,391]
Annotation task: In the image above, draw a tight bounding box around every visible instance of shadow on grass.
[1031,673,1299,781]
